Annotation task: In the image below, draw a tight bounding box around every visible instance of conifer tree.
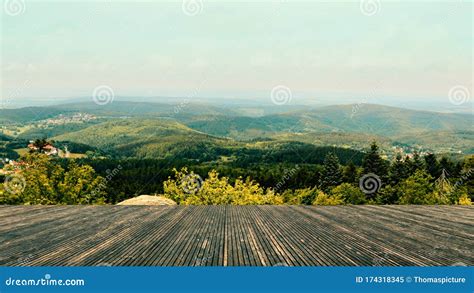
[362,141,388,180]
[342,161,357,184]
[439,157,459,178]
[320,152,342,191]
[388,153,408,186]
[424,153,441,180]
[409,151,425,173]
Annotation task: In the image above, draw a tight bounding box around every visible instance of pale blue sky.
[1,0,472,106]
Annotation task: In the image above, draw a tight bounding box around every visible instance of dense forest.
[1,102,473,206]
[0,141,472,206]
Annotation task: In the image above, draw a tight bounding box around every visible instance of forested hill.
[184,104,471,138]
[2,101,473,155]
[52,118,365,164]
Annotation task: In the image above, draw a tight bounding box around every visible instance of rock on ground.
[117,195,177,206]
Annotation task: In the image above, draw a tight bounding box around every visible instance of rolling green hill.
[53,101,237,118]
[51,118,367,164]
[53,118,235,159]
[17,122,101,140]
[183,104,471,138]
[0,101,237,124]
[0,107,70,123]
[3,102,473,155]
[392,130,474,154]
[303,104,470,135]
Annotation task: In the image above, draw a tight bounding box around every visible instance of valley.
[1,101,472,205]
[1,101,472,157]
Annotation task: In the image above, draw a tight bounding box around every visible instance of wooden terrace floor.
[0,205,472,266]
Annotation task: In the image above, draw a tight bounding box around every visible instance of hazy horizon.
[1,1,472,113]
[0,95,471,115]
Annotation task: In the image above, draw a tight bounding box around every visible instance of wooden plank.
[0,205,472,266]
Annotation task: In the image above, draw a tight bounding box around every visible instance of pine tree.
[362,141,388,180]
[320,152,342,191]
[432,169,451,204]
[388,153,408,186]
[460,156,474,200]
[424,153,441,179]
[376,185,399,204]
[342,161,357,184]
[439,157,458,177]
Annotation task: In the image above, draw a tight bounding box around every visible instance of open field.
[0,205,472,267]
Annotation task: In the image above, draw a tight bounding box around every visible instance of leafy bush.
[330,183,366,204]
[312,191,343,206]
[281,187,320,205]
[164,168,283,205]
[458,194,472,205]
[0,153,106,205]
[397,170,447,204]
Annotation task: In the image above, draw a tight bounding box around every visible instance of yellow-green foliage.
[281,187,319,205]
[312,191,343,206]
[457,194,472,205]
[398,170,448,205]
[330,183,366,204]
[164,168,283,205]
[0,153,106,205]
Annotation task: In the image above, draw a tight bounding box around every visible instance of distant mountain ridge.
[183,103,471,137]
[2,101,472,155]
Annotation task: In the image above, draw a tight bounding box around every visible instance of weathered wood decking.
[0,205,472,266]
